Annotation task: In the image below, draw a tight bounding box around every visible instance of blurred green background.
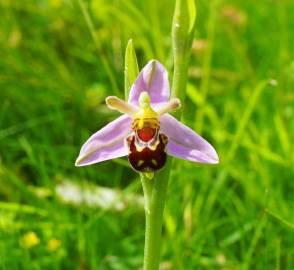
[0,0,293,269]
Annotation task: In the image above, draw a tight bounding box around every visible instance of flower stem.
[140,161,171,270]
[140,2,197,269]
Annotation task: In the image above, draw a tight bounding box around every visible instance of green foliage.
[0,0,293,269]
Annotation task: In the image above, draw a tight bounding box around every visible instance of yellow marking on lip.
[137,160,144,167]
[148,140,160,151]
[136,145,144,152]
[151,159,158,166]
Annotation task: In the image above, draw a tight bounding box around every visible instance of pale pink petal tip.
[75,115,132,166]
[160,114,219,164]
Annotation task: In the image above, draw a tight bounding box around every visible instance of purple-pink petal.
[128,60,170,106]
[160,114,219,164]
[75,115,132,166]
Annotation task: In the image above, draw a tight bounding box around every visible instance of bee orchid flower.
[75,60,219,174]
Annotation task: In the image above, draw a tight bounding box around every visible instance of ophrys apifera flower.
[75,60,219,175]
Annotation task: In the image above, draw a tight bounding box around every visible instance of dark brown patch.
[127,133,168,172]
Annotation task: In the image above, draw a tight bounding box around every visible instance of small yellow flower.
[47,238,61,252]
[20,231,40,249]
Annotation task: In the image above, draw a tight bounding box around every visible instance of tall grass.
[0,0,293,269]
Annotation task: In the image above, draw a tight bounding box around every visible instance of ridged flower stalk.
[140,163,172,270]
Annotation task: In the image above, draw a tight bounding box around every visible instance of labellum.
[126,95,168,176]
[127,119,168,174]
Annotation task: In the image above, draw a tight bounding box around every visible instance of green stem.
[140,1,197,269]
[171,51,189,103]
[171,0,196,100]
[140,161,172,270]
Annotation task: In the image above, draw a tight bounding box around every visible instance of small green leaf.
[124,39,139,100]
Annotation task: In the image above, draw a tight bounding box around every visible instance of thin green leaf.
[124,39,139,100]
